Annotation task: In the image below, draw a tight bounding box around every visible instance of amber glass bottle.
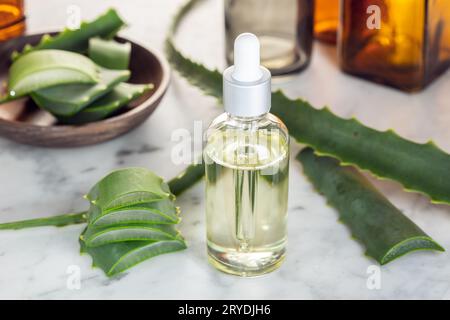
[314,0,339,44]
[339,0,450,92]
[0,0,25,41]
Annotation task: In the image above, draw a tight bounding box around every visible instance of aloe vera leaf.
[86,167,173,222]
[165,0,222,100]
[166,0,450,205]
[88,37,131,70]
[0,212,87,230]
[82,223,179,247]
[298,148,444,265]
[271,93,450,205]
[12,9,125,60]
[168,162,205,196]
[90,199,180,227]
[57,83,152,124]
[31,68,130,117]
[7,50,99,98]
[79,232,186,277]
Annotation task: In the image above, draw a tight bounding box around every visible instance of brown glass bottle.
[225,0,314,77]
[339,0,450,92]
[0,0,25,41]
[314,0,339,44]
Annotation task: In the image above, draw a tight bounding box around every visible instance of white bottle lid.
[223,33,271,117]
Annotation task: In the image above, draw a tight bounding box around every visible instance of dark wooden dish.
[0,33,170,147]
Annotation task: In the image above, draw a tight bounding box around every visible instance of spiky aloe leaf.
[12,9,125,60]
[271,94,450,204]
[298,148,444,264]
[79,232,186,277]
[166,0,450,205]
[31,67,130,116]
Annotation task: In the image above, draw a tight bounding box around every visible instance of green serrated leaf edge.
[298,148,444,265]
[12,8,125,61]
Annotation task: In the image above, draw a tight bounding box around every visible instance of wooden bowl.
[0,33,170,147]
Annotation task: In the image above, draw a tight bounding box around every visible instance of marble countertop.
[1,0,450,300]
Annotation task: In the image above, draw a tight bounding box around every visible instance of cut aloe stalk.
[168,162,205,196]
[57,83,152,124]
[12,9,125,60]
[298,148,444,265]
[31,68,130,116]
[0,212,87,230]
[79,232,186,277]
[88,37,131,70]
[7,49,99,98]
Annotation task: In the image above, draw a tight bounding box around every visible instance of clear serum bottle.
[204,33,289,276]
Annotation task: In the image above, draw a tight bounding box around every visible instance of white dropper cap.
[232,33,263,82]
[223,33,271,117]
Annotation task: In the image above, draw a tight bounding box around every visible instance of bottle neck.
[226,112,268,129]
[227,112,267,122]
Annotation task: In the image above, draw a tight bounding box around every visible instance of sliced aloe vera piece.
[90,199,180,227]
[82,223,179,247]
[88,37,131,70]
[7,50,99,98]
[86,167,172,215]
[12,9,125,60]
[31,68,130,116]
[79,232,186,277]
[166,0,450,205]
[57,83,152,124]
[298,148,444,265]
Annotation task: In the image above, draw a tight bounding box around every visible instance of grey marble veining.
[0,0,450,299]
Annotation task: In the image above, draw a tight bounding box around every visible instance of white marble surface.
[1,0,450,300]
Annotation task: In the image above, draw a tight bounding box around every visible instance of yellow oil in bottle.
[204,120,289,277]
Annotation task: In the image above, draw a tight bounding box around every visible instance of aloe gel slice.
[79,233,186,277]
[8,50,99,98]
[88,38,131,70]
[57,83,152,124]
[86,167,172,213]
[82,223,179,247]
[31,68,130,116]
[298,148,444,265]
[12,9,125,60]
[90,198,180,227]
